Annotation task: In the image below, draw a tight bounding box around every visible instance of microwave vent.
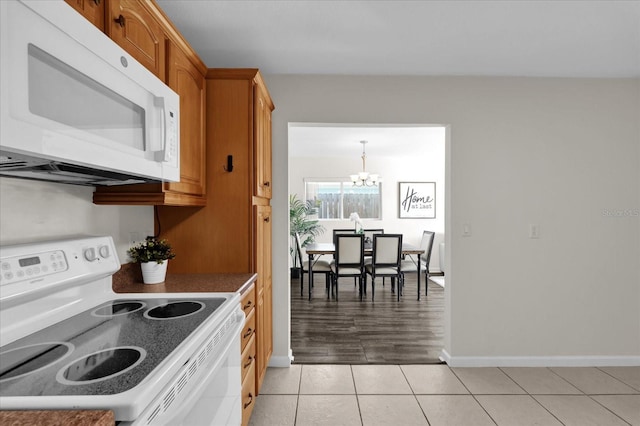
[0,153,156,186]
[0,155,43,169]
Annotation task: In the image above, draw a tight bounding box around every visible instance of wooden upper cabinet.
[107,0,166,80]
[254,81,273,199]
[65,0,105,31]
[163,41,206,198]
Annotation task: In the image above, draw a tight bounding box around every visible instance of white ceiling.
[288,124,445,158]
[156,0,640,78]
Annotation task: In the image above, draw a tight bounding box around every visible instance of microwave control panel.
[167,109,178,163]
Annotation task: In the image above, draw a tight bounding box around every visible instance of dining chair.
[365,234,403,301]
[332,228,357,240]
[362,228,384,245]
[332,229,359,287]
[400,230,435,296]
[362,228,384,286]
[330,234,365,301]
[295,232,332,300]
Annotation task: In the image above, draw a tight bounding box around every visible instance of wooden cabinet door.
[107,0,165,80]
[165,41,206,197]
[263,206,273,387]
[261,281,272,389]
[254,204,272,392]
[254,84,272,199]
[65,0,105,30]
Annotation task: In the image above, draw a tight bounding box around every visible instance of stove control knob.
[99,245,110,259]
[84,247,97,262]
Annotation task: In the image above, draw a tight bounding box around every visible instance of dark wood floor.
[291,272,444,364]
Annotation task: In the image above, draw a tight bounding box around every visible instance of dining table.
[305,242,426,300]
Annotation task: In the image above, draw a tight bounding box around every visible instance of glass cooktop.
[0,297,226,396]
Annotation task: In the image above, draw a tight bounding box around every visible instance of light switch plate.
[529,224,540,239]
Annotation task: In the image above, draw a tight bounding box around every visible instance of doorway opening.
[288,123,447,363]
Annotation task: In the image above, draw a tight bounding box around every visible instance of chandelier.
[350,140,379,187]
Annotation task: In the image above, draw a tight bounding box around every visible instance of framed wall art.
[398,182,436,219]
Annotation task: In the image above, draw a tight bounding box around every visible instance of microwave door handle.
[153,96,172,162]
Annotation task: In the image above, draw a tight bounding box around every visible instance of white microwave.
[0,0,180,186]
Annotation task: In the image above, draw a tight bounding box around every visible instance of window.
[305,179,381,219]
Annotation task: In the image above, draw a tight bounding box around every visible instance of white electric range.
[0,236,243,425]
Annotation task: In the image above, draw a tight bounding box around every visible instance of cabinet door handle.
[243,393,253,409]
[92,0,101,5]
[243,301,253,310]
[263,181,270,187]
[243,356,254,369]
[114,14,125,27]
[243,328,253,339]
[264,216,270,223]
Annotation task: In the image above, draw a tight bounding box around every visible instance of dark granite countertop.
[112,263,257,294]
[0,410,114,426]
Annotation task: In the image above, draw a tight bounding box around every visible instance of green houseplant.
[289,194,325,278]
[128,236,176,284]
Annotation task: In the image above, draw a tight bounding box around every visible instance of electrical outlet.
[462,223,472,237]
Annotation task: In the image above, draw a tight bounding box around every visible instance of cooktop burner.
[57,346,146,385]
[92,301,146,317]
[0,297,227,396]
[145,301,204,319]
[0,342,73,382]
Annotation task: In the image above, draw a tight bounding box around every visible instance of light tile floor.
[249,365,640,426]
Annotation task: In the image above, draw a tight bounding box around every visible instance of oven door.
[0,0,179,182]
[126,309,245,426]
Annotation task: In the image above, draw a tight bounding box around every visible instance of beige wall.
[267,75,640,366]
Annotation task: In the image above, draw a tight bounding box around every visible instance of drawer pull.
[243,356,254,369]
[243,328,253,339]
[243,301,253,310]
[243,393,253,409]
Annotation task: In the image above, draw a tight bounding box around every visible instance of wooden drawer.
[241,357,256,426]
[241,333,256,383]
[240,286,256,317]
[240,309,255,352]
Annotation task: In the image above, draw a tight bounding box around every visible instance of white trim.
[268,353,293,368]
[440,349,640,367]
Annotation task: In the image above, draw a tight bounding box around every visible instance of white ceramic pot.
[140,261,168,284]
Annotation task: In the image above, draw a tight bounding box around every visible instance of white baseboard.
[440,349,640,367]
[268,349,294,368]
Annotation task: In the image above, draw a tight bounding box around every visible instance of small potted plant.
[128,236,176,284]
